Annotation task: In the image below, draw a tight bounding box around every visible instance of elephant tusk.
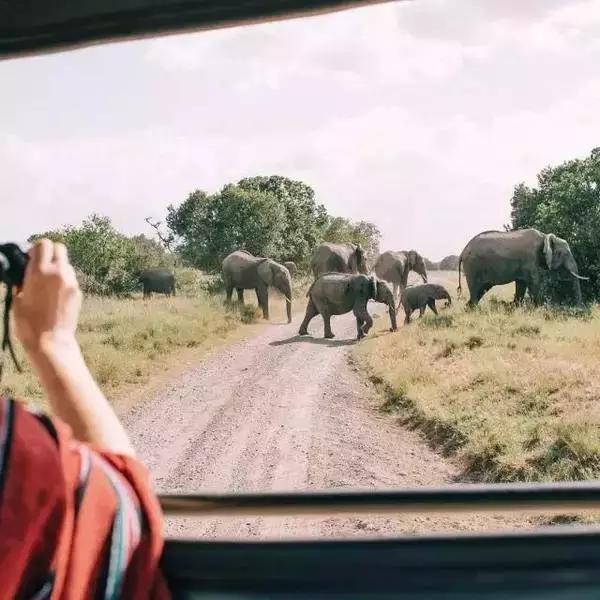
[569,270,589,281]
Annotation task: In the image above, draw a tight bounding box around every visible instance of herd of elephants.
[140,228,588,341]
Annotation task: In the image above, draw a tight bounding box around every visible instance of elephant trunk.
[279,277,293,323]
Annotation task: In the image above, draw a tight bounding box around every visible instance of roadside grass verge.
[357,272,600,483]
[1,274,309,406]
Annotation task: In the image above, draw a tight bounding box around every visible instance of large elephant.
[458,229,588,306]
[283,261,297,278]
[299,273,397,339]
[222,250,292,322]
[139,268,176,297]
[311,242,368,278]
[373,250,428,299]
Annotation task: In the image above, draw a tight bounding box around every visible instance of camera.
[0,243,29,375]
[0,243,28,287]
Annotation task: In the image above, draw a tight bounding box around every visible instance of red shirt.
[0,396,170,599]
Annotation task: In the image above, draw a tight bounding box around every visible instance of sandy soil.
[122,280,526,540]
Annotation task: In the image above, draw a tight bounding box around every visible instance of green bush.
[509,148,600,302]
[30,214,174,296]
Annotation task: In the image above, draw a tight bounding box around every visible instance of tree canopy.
[30,214,172,295]
[166,175,380,272]
[509,148,600,301]
[166,185,285,271]
[439,255,459,270]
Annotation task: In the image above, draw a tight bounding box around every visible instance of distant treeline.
[31,146,600,299]
[165,175,381,271]
[29,175,381,295]
[423,255,460,271]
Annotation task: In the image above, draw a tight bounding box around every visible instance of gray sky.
[2,0,600,260]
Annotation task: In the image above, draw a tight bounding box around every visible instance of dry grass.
[357,271,600,483]
[1,274,308,406]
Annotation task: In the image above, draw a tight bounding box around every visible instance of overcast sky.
[2,0,600,260]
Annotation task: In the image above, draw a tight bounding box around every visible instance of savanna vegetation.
[6,147,600,486]
[357,148,600,485]
[359,277,600,484]
[328,155,600,498]
[1,268,307,405]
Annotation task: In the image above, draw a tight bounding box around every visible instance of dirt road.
[122,284,523,539]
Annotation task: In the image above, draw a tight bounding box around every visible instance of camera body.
[0,243,28,287]
[0,243,28,375]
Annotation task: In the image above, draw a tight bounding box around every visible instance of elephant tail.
[457,255,463,297]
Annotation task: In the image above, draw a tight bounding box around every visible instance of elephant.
[283,261,297,278]
[139,268,176,297]
[311,242,368,278]
[458,229,588,306]
[222,250,293,323]
[373,250,428,300]
[298,273,397,340]
[399,283,451,324]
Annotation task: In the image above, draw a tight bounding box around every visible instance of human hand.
[12,239,82,355]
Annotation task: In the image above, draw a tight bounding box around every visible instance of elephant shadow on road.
[270,335,356,348]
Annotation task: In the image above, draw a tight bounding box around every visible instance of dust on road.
[122,283,524,539]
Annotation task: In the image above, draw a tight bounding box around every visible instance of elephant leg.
[465,275,485,307]
[469,285,487,306]
[428,299,438,315]
[322,311,335,339]
[404,308,412,325]
[514,280,527,304]
[527,277,544,306]
[256,285,269,319]
[418,304,426,318]
[299,299,318,335]
[225,283,234,305]
[355,316,365,339]
[353,303,373,339]
[237,288,245,304]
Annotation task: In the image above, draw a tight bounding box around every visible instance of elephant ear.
[543,234,555,270]
[257,258,274,285]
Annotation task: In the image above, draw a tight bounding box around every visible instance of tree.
[508,148,600,301]
[321,217,381,267]
[237,175,329,266]
[166,175,381,272]
[166,185,285,271]
[145,216,176,254]
[439,255,460,270]
[509,183,539,231]
[424,257,438,271]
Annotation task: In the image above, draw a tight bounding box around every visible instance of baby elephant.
[299,273,397,340]
[400,283,451,324]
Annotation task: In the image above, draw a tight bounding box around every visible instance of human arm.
[12,239,135,457]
